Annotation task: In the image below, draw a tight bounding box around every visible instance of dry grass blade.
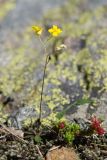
[36,145,44,160]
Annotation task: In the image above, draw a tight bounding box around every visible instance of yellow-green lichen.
[0,0,15,20]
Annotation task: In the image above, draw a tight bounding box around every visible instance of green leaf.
[74,98,93,106]
[34,135,42,144]
[56,98,92,119]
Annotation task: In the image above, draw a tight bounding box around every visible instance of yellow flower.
[32,25,43,36]
[48,25,62,37]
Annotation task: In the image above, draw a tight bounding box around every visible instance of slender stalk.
[38,36,50,121]
[39,36,46,50]
[39,54,49,120]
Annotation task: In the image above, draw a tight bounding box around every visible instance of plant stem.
[38,36,50,121]
[39,54,49,120]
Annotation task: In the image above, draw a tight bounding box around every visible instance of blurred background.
[0,0,107,127]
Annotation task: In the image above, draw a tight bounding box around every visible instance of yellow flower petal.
[53,25,58,29]
[48,28,53,33]
[52,32,59,36]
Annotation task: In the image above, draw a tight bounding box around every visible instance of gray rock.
[7,107,38,129]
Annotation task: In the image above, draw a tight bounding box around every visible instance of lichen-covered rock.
[7,106,38,129]
[0,0,107,131]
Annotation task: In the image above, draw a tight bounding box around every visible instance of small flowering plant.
[90,116,105,135]
[31,24,62,124]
